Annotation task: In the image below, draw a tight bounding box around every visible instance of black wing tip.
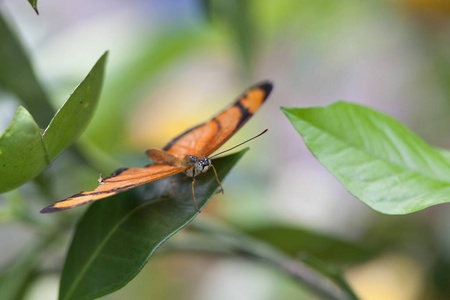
[253,81,273,96]
[40,205,67,214]
[40,191,87,214]
[105,167,129,180]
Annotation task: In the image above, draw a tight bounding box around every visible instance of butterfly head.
[182,155,211,177]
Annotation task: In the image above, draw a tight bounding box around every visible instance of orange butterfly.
[40,82,273,213]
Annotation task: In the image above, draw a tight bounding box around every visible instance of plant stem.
[161,218,358,300]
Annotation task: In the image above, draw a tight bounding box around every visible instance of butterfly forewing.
[164,82,273,158]
[40,165,185,213]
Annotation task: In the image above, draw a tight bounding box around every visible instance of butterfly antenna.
[209,129,268,159]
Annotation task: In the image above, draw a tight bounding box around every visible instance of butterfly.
[40,82,273,213]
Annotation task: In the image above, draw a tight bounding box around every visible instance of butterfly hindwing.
[146,149,182,166]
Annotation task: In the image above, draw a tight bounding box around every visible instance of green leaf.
[282,103,450,214]
[244,224,374,264]
[0,13,52,127]
[0,53,107,193]
[43,52,108,160]
[0,107,49,193]
[27,0,39,14]
[59,149,247,300]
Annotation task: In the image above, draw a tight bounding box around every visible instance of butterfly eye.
[195,163,204,172]
[197,159,211,173]
[188,155,197,162]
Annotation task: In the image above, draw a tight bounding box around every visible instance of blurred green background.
[1,0,450,299]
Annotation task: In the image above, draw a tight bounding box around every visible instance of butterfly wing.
[163,81,272,159]
[40,165,186,213]
[41,82,272,213]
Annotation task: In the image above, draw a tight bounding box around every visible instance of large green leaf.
[282,102,450,214]
[0,107,49,193]
[59,149,247,300]
[0,13,52,127]
[0,53,107,192]
[43,52,108,160]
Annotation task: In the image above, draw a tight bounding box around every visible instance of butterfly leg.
[98,171,104,184]
[166,176,187,197]
[191,177,200,212]
[210,164,224,194]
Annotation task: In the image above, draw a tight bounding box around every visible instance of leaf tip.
[99,51,109,62]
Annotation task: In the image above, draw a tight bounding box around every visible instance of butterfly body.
[181,155,211,177]
[40,82,273,213]
[146,149,210,177]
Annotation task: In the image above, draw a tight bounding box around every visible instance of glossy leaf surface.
[0,107,48,193]
[0,53,107,192]
[59,149,247,300]
[43,52,107,160]
[282,102,450,214]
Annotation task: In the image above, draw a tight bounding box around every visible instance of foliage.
[59,151,247,300]
[0,51,107,193]
[282,103,450,215]
[1,1,450,300]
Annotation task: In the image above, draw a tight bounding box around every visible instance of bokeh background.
[1,0,450,299]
